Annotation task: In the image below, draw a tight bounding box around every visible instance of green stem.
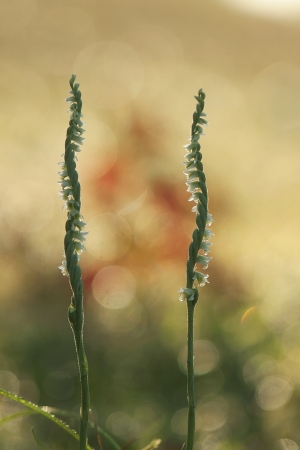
[72,271,89,449]
[186,261,196,450]
[186,300,196,450]
[73,289,90,450]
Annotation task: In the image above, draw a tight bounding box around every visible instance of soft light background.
[1,1,300,449]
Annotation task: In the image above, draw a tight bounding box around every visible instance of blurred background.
[1,0,300,449]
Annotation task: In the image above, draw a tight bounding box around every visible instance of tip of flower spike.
[69,74,76,88]
[198,89,206,99]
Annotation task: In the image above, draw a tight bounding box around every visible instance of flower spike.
[58,74,87,278]
[180,89,213,299]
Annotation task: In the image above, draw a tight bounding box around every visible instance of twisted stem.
[179,90,213,450]
[58,74,90,450]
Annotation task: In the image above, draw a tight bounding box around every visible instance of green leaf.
[31,428,47,450]
[0,389,94,450]
[47,407,122,450]
[0,409,35,426]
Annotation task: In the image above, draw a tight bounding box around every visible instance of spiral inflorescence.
[179,89,213,303]
[58,75,87,288]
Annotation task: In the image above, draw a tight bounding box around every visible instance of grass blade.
[0,389,94,450]
[31,427,47,450]
[48,407,122,450]
[0,409,35,426]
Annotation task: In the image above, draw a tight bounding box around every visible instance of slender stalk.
[58,74,90,450]
[186,300,196,450]
[179,90,213,450]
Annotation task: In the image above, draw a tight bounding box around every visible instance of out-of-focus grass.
[1,1,300,449]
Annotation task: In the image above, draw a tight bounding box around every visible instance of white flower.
[206,213,214,226]
[203,229,214,240]
[58,260,68,276]
[200,241,212,254]
[193,271,209,287]
[196,255,212,269]
[179,287,198,302]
